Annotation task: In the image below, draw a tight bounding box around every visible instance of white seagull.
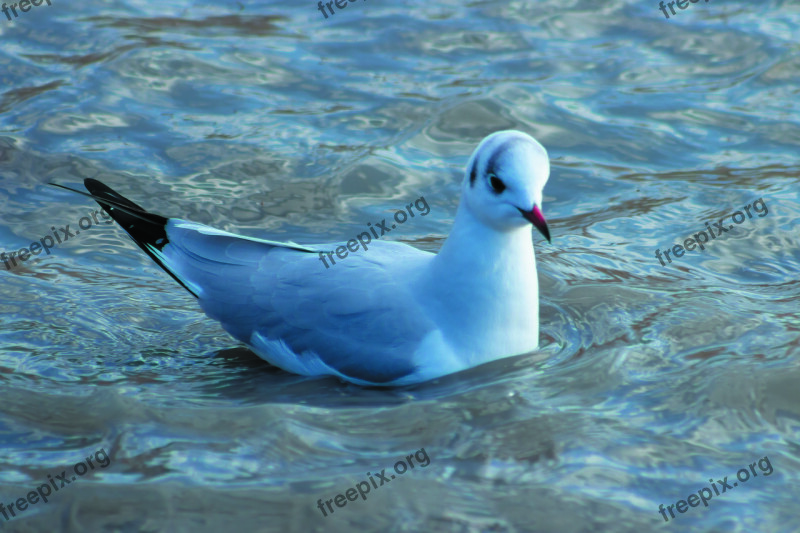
[53,130,552,386]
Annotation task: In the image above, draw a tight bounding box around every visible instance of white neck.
[419,202,541,365]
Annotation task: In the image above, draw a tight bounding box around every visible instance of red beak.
[518,205,551,243]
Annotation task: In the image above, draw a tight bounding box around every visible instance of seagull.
[52,130,551,386]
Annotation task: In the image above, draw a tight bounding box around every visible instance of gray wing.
[160,220,437,383]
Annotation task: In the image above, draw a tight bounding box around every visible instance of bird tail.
[49,179,199,298]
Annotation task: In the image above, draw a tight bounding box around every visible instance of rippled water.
[1,0,799,531]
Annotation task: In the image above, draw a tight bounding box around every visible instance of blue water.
[1,0,799,531]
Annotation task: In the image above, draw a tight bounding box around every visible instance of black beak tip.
[518,206,551,244]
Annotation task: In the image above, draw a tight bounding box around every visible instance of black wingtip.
[50,179,199,299]
[78,179,170,252]
[84,178,147,212]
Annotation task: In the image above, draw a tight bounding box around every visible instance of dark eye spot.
[469,158,478,185]
[489,174,505,193]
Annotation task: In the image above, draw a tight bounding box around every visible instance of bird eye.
[488,173,505,193]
